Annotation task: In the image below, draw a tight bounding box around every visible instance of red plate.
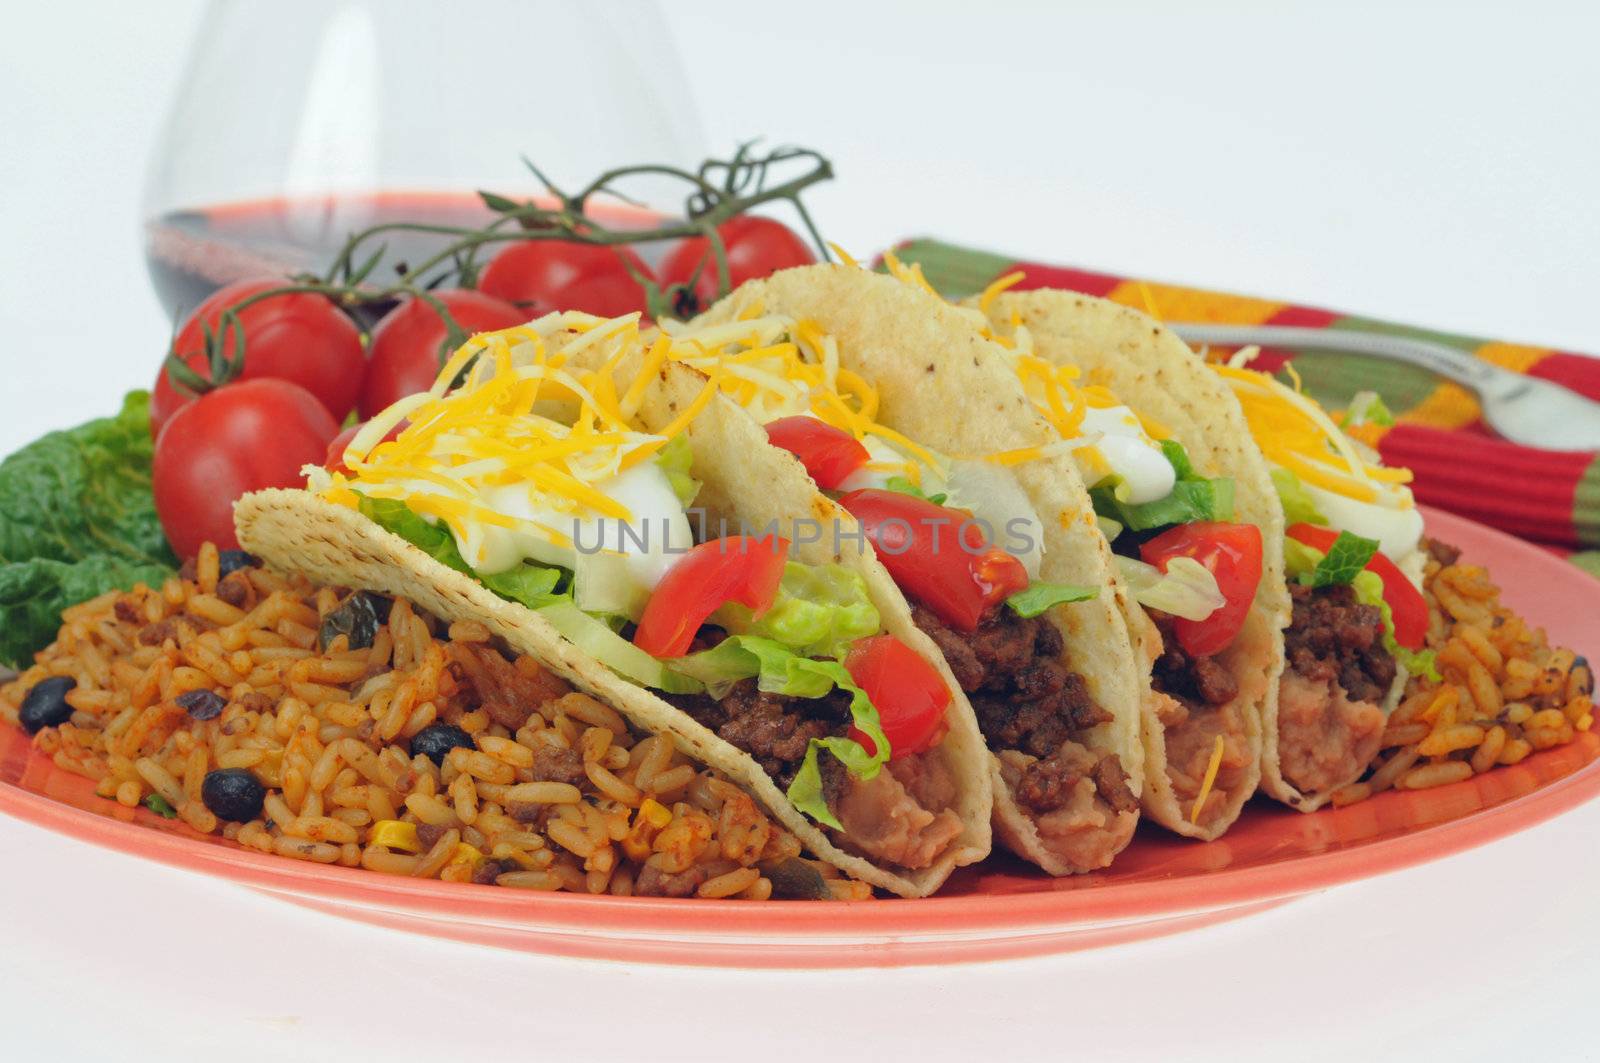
[2,506,1596,967]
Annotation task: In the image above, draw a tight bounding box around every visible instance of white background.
[3,2,1598,1060]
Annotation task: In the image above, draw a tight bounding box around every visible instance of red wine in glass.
[143,191,497,324]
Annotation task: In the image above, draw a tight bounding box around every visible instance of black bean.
[200,768,267,823]
[216,550,260,578]
[765,856,833,900]
[176,689,226,721]
[318,590,393,651]
[18,676,76,734]
[408,722,476,766]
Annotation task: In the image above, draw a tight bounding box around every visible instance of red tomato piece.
[1139,521,1264,658]
[633,536,790,658]
[478,240,655,320]
[359,289,525,418]
[845,634,951,759]
[659,216,816,313]
[152,278,364,437]
[838,489,1030,632]
[153,379,340,559]
[1285,523,1428,650]
[763,416,870,490]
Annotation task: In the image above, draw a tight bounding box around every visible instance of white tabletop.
[3,2,1596,1059]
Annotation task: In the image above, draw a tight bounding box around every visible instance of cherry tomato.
[838,489,1030,632]
[659,216,816,312]
[764,416,869,490]
[152,279,364,437]
[324,419,408,476]
[634,536,790,658]
[1140,521,1264,657]
[359,289,524,418]
[154,379,339,559]
[1285,523,1427,650]
[478,240,655,320]
[845,634,951,759]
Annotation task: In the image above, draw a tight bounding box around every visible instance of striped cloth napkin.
[891,239,1600,578]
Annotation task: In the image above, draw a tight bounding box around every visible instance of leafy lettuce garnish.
[1352,570,1440,682]
[713,562,880,659]
[1271,468,1328,527]
[1005,581,1097,618]
[671,634,890,828]
[1090,439,1234,533]
[1343,391,1396,429]
[884,475,947,506]
[0,392,177,666]
[1308,531,1380,588]
[656,433,701,507]
[357,495,570,610]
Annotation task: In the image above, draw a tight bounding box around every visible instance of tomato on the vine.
[478,241,655,320]
[152,278,364,437]
[359,289,524,418]
[153,379,339,559]
[659,216,816,312]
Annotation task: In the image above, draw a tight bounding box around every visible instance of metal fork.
[1169,324,1600,452]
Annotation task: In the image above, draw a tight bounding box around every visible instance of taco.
[668,264,1148,874]
[969,285,1288,838]
[1209,361,1433,810]
[235,312,993,897]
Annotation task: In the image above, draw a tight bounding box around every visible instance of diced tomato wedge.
[838,489,1030,632]
[845,634,951,759]
[1285,523,1428,650]
[763,416,870,490]
[633,536,789,658]
[1140,521,1264,658]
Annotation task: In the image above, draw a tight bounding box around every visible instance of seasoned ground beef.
[1151,613,1239,711]
[667,681,853,790]
[914,603,1110,761]
[1284,583,1397,703]
[530,746,586,786]
[1015,750,1138,815]
[1425,537,1462,568]
[634,863,710,898]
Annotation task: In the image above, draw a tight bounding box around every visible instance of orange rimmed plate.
[2,506,1596,967]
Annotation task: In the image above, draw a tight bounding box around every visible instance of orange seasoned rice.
[1332,546,1593,806]
[0,543,870,900]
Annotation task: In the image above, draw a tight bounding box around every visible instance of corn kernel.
[370,819,420,853]
[637,797,672,830]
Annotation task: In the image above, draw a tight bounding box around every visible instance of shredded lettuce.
[538,600,703,694]
[1115,555,1225,621]
[1344,391,1396,429]
[715,562,880,659]
[656,433,700,507]
[1352,570,1440,682]
[670,634,890,828]
[1089,440,1234,533]
[1271,468,1329,527]
[142,793,178,819]
[1005,581,1096,618]
[884,475,946,505]
[357,495,570,609]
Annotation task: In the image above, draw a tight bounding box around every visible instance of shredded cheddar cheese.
[1189,734,1226,824]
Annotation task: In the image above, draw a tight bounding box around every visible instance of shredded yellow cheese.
[1190,735,1226,824]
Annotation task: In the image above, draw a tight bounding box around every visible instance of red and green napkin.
[891,239,1600,578]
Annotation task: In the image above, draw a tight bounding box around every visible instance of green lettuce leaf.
[714,562,880,659]
[1283,537,1325,581]
[0,392,178,666]
[1005,581,1097,618]
[655,433,700,507]
[1271,468,1329,527]
[1344,391,1396,428]
[1309,531,1380,588]
[358,495,571,609]
[143,793,178,819]
[1089,440,1234,533]
[1352,570,1440,682]
[884,475,946,506]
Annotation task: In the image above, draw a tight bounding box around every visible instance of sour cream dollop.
[1075,405,1176,505]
